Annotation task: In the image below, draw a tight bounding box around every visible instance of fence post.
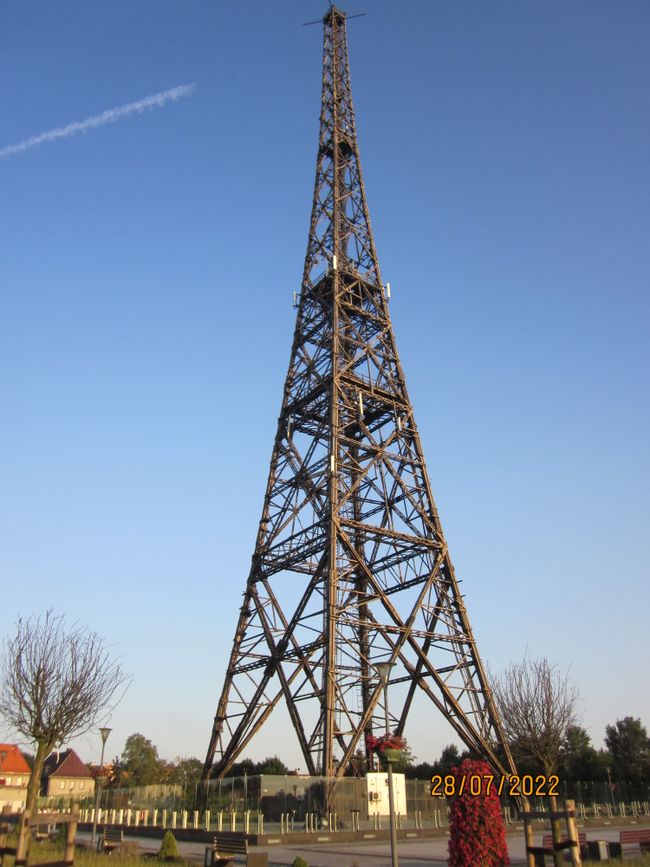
[15,809,30,867]
[64,809,79,866]
[549,795,564,867]
[565,799,582,867]
[205,810,211,831]
[171,810,177,829]
[522,801,536,867]
[245,811,250,835]
[193,810,199,830]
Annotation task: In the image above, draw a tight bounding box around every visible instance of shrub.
[157,830,179,861]
[291,858,309,867]
[448,758,509,867]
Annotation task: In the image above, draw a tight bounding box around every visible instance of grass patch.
[2,837,194,867]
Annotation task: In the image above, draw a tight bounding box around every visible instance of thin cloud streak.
[0,84,195,159]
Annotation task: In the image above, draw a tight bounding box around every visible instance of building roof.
[43,749,91,779]
[0,744,31,775]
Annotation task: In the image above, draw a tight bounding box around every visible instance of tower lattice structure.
[203,6,515,782]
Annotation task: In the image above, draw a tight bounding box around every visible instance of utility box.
[586,840,613,861]
[366,772,407,817]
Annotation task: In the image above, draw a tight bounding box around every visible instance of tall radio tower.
[203,6,515,782]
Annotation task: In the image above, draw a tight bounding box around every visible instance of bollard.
[193,810,199,830]
[333,812,337,832]
[172,811,177,829]
[118,809,124,825]
[217,811,223,832]
[230,811,236,832]
[205,810,211,832]
[144,809,149,827]
[182,810,188,829]
[126,809,132,826]
[245,810,250,835]
[162,809,167,828]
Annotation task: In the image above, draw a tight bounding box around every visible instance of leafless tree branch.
[491,656,579,775]
[0,610,129,811]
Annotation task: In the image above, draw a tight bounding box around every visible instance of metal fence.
[34,775,650,834]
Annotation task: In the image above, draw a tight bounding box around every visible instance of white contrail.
[0,83,196,159]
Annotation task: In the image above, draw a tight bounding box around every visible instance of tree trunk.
[25,740,53,814]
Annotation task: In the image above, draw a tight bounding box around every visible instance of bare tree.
[490,656,579,775]
[0,611,128,812]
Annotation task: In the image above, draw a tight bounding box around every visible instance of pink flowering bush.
[365,733,407,754]
[448,758,509,867]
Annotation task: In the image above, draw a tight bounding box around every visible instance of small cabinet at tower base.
[366,772,407,817]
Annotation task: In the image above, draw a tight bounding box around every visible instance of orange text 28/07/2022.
[429,773,560,798]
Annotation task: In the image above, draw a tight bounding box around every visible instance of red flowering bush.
[366,733,406,754]
[448,758,509,867]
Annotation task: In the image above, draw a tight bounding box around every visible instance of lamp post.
[375,661,398,867]
[91,727,112,849]
[606,767,616,809]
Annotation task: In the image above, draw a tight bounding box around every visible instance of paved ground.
[131,826,633,866]
[80,823,637,866]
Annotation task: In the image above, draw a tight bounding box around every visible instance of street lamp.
[90,727,112,850]
[606,767,616,809]
[375,661,398,867]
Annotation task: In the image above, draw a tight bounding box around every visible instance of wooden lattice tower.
[202,6,516,782]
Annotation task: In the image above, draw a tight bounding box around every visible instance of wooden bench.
[97,829,124,855]
[620,828,650,857]
[541,832,587,860]
[204,834,267,867]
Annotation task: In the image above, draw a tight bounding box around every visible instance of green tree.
[122,733,162,786]
[436,744,462,776]
[605,717,650,795]
[168,757,203,786]
[559,726,608,784]
[256,756,289,775]
[229,758,256,777]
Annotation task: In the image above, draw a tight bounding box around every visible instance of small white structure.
[366,772,407,817]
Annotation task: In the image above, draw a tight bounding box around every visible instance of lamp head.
[374,661,393,685]
[99,727,112,745]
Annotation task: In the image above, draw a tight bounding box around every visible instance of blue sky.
[1,0,648,771]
